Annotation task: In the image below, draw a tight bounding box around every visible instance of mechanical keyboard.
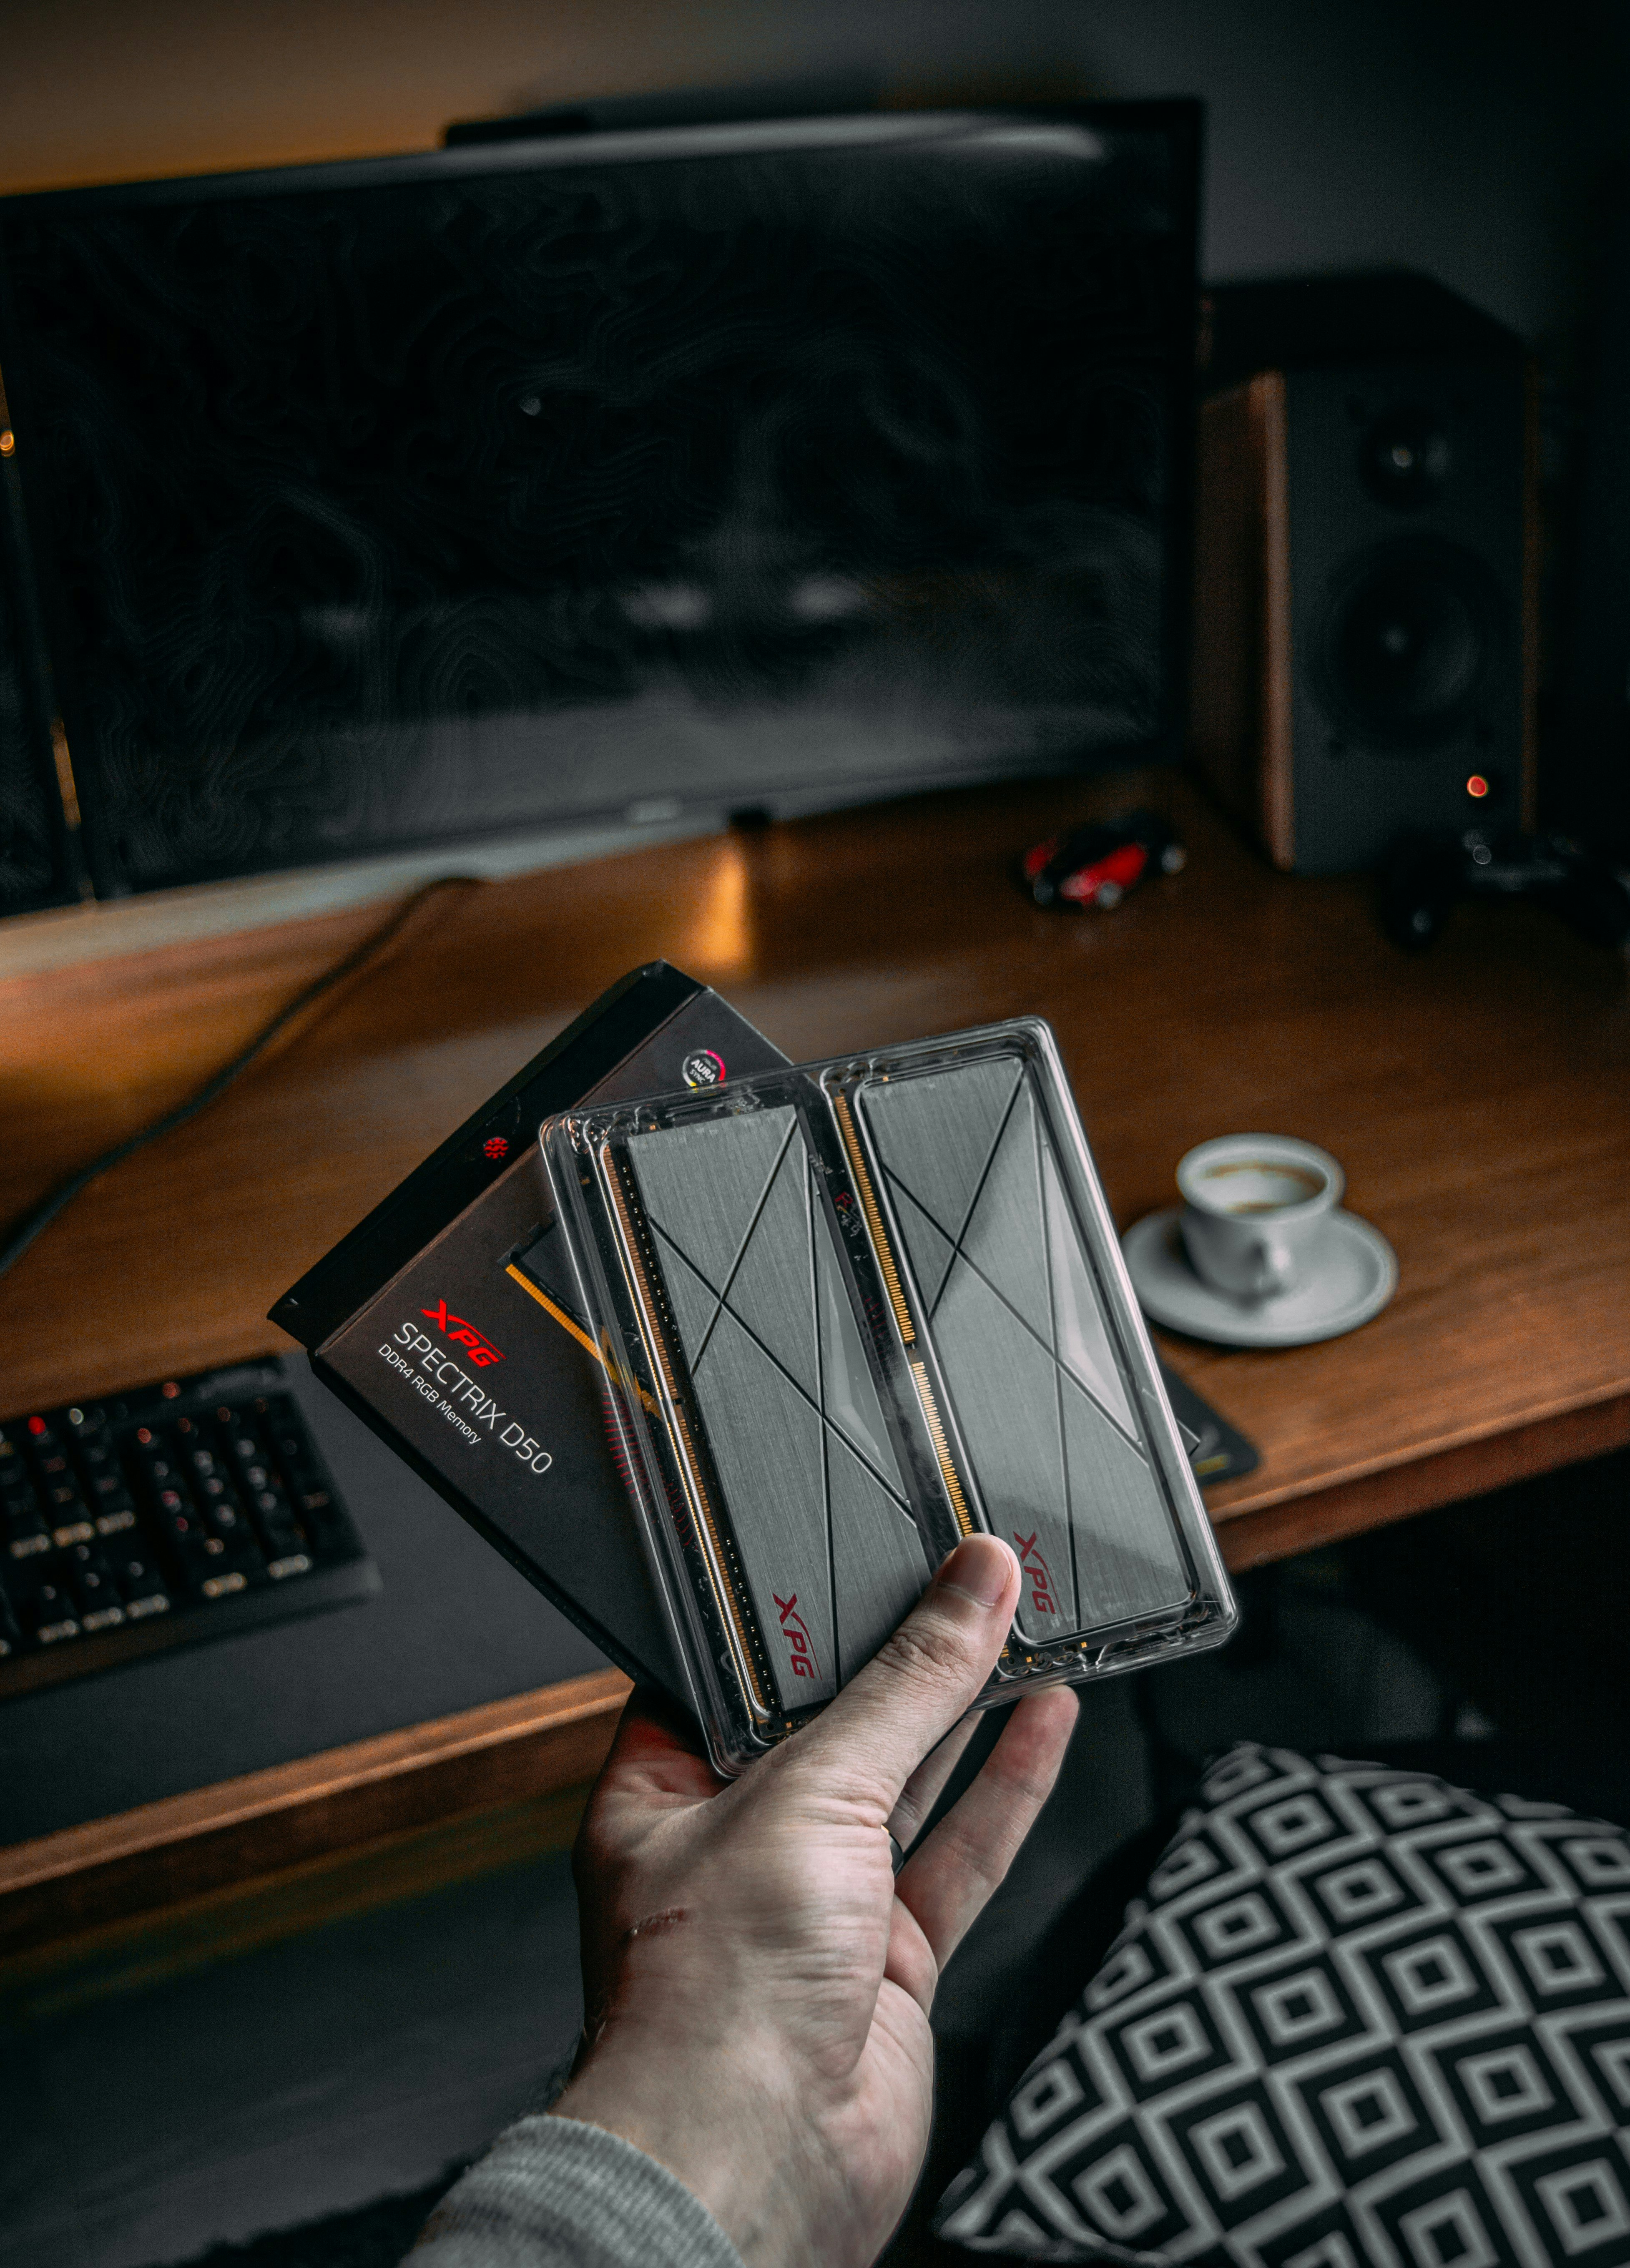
[0,1358,377,1698]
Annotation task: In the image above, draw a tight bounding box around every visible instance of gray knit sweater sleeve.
[408,2113,747,2268]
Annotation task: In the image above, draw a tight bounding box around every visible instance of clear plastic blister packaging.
[541,1017,1236,1774]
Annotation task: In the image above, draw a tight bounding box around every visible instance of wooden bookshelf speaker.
[1191,274,1537,875]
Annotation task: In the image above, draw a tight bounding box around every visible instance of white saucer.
[1121,1206,1398,1348]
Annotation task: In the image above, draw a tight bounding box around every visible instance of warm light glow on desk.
[686,838,752,980]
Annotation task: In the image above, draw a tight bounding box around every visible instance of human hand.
[550,1533,1077,2268]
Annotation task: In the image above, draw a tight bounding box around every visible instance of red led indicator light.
[1466,774,1490,799]
[483,1135,510,1160]
[27,1415,46,1436]
[161,1381,180,1399]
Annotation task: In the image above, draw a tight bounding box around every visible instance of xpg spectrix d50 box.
[273,962,786,1704]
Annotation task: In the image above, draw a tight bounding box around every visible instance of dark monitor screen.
[0,471,73,914]
[0,104,1199,896]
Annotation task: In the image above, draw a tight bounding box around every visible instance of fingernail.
[937,1534,1015,1609]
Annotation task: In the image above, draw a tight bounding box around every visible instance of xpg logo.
[775,1590,819,1680]
[421,1303,505,1368]
[682,1048,726,1088]
[1014,1530,1057,1615]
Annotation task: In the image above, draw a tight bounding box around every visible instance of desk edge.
[0,1665,631,1955]
[1217,1391,1630,1569]
[8,1385,1628,1957]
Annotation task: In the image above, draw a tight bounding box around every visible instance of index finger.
[786,1533,1020,1813]
[591,1684,720,1805]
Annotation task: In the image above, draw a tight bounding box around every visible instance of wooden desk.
[3,768,1627,1960]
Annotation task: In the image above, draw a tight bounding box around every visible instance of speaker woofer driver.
[1316,537,1503,751]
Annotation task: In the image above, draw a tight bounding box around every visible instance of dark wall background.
[1,0,1625,869]
[0,0,1624,351]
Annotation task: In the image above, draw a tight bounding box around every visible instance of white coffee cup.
[1176,1134,1344,1302]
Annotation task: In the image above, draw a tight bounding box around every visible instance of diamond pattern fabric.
[937,1745,1630,2267]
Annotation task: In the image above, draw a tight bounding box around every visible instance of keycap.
[93,1480,138,1537]
[109,1549,170,1617]
[69,1545,126,1630]
[6,1508,50,1558]
[23,1581,80,1643]
[154,1502,205,1556]
[257,1502,306,1551]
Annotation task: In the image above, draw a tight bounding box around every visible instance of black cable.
[0,874,480,1284]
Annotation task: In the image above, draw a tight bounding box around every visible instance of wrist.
[553,2025,816,2268]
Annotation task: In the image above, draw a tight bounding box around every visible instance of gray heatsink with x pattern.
[627,1107,929,1712]
[859,1063,1190,1644]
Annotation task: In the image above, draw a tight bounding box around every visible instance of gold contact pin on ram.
[907,1357,975,1537]
[833,1091,914,1344]
[597,1142,772,1723]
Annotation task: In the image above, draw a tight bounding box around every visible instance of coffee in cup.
[1176,1135,1344,1302]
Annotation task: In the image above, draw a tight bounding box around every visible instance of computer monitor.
[0,101,1200,897]
[0,423,76,914]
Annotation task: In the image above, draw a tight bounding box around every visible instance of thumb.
[788,1533,1020,1813]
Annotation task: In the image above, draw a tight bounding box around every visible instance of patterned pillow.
[934,1743,1630,2266]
